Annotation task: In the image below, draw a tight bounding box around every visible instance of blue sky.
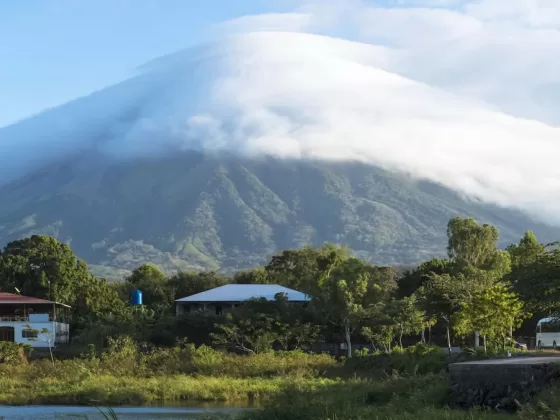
[0,0,295,127]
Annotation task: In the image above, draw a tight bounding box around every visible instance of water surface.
[1,404,253,419]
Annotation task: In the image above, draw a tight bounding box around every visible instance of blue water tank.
[131,289,143,306]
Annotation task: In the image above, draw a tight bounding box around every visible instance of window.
[541,320,560,333]
[22,329,38,338]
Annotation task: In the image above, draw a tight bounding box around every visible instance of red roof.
[0,292,61,305]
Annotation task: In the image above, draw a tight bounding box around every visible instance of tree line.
[0,216,558,356]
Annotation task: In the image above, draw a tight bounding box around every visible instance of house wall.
[0,321,70,347]
[176,302,240,316]
[176,300,307,316]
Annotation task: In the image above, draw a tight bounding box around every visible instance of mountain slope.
[0,151,558,278]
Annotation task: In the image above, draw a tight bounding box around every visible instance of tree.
[23,324,55,367]
[232,268,269,285]
[507,231,546,269]
[211,311,277,354]
[0,235,93,310]
[397,258,451,298]
[360,300,398,352]
[313,257,397,357]
[419,218,511,350]
[124,264,173,310]
[387,295,431,348]
[211,295,321,353]
[452,283,528,352]
[446,217,510,276]
[507,231,551,311]
[513,246,560,312]
[74,275,126,316]
[168,270,230,300]
[419,268,494,352]
[73,304,159,347]
[265,244,349,294]
[361,322,396,353]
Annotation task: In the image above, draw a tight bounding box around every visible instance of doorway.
[0,326,15,342]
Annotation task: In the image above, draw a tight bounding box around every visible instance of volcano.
[1,32,559,278]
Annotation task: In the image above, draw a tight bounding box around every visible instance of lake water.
[0,403,255,419]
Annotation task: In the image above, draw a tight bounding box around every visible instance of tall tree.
[507,231,549,310]
[387,295,432,347]
[507,231,546,269]
[515,246,560,312]
[420,266,496,351]
[168,270,230,300]
[453,282,527,352]
[232,267,269,285]
[0,235,91,308]
[265,244,349,293]
[397,258,451,298]
[420,218,512,350]
[314,257,397,357]
[73,275,125,315]
[447,217,509,276]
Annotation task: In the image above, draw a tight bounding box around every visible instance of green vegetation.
[0,339,504,414]
[0,338,337,405]
[2,215,560,418]
[2,154,560,274]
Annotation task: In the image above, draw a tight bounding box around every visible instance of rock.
[448,359,560,410]
[497,397,515,410]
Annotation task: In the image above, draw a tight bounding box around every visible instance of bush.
[0,342,29,365]
[344,344,448,376]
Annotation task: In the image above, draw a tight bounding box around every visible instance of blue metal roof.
[176,284,310,303]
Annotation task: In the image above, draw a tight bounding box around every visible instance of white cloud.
[214,12,315,34]
[193,0,560,222]
[2,0,560,224]
[163,31,558,221]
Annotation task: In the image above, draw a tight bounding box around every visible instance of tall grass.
[0,339,542,415]
[95,407,119,420]
[0,374,341,405]
[233,374,506,420]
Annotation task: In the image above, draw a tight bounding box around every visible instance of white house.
[175,284,310,316]
[0,292,71,347]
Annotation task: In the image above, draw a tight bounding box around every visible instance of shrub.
[100,336,142,376]
[0,342,28,365]
[344,344,448,376]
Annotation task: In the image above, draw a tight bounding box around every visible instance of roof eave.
[0,300,71,308]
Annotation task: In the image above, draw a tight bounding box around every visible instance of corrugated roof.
[0,292,71,308]
[176,284,310,303]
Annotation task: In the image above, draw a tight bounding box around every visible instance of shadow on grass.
[230,374,510,420]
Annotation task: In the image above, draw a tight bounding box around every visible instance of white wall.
[0,321,69,347]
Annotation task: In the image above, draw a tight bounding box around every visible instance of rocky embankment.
[449,357,560,410]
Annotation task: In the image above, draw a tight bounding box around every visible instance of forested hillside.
[1,152,559,278]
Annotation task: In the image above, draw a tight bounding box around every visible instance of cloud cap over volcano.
[1,0,560,223]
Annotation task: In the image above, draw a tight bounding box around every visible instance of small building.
[175,284,310,316]
[0,292,71,347]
